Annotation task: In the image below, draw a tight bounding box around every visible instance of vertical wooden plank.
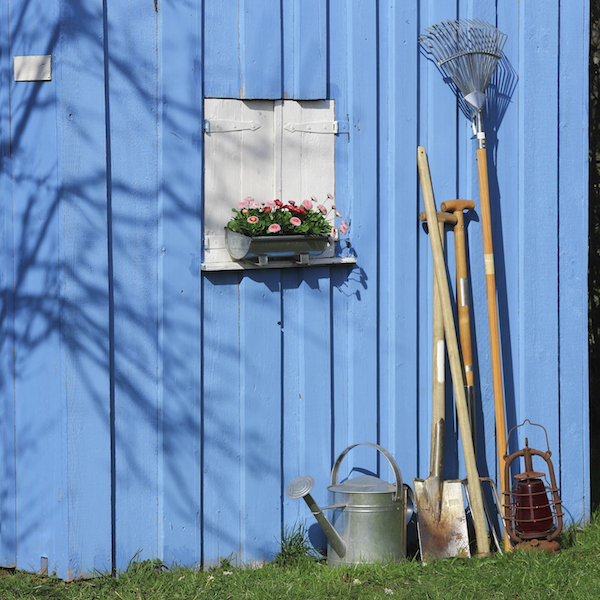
[106,0,160,570]
[492,3,523,476]
[238,272,282,563]
[201,274,240,565]
[202,273,242,567]
[377,0,420,486]
[58,0,112,577]
[204,0,283,99]
[456,0,519,487]
[282,0,328,99]
[204,0,241,98]
[418,1,446,482]
[517,2,560,459]
[239,0,282,98]
[0,0,16,568]
[330,0,379,475]
[557,0,590,519]
[421,1,464,478]
[328,0,352,467]
[281,269,332,551]
[8,0,67,577]
[160,0,203,566]
[203,272,283,566]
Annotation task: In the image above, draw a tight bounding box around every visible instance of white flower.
[384,588,394,595]
[223,570,233,575]
[353,578,361,585]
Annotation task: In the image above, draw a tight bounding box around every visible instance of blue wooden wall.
[0,0,589,578]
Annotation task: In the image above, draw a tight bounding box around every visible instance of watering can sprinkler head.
[286,475,347,558]
[286,475,315,499]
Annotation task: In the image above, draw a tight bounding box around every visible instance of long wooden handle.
[452,210,477,448]
[419,212,455,467]
[452,211,473,386]
[476,147,510,550]
[431,220,446,468]
[417,146,490,557]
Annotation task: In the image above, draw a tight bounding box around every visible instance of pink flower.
[327,193,334,200]
[311,195,318,202]
[302,199,313,210]
[238,200,249,207]
[317,205,327,215]
[290,217,302,226]
[336,210,343,218]
[247,216,259,223]
[250,201,261,209]
[265,200,276,208]
[339,220,349,234]
[244,196,254,202]
[268,223,281,233]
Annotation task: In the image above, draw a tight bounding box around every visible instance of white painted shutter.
[203,99,336,268]
[203,99,274,265]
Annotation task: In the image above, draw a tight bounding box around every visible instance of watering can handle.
[330,442,404,502]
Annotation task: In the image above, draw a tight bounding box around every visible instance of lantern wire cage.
[503,420,564,549]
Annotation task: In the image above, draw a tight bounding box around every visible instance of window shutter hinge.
[204,119,261,133]
[284,121,340,134]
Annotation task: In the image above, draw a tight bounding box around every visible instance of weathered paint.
[0,0,589,577]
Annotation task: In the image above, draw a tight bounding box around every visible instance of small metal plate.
[14,55,52,81]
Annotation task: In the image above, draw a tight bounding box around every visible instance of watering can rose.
[227,195,349,237]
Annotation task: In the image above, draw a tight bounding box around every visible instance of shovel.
[414,420,470,562]
[414,211,470,563]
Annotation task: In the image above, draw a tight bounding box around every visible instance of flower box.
[225,228,329,265]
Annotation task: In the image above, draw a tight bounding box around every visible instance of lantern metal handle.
[506,419,552,454]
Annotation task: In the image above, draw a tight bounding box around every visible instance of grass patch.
[0,514,599,599]
[274,522,322,568]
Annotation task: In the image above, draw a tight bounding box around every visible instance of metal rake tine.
[420,24,449,60]
[420,18,506,98]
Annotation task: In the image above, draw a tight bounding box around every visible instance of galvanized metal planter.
[225,228,328,265]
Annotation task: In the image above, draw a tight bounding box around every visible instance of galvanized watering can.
[286,443,411,565]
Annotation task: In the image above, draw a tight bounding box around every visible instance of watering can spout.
[286,475,347,558]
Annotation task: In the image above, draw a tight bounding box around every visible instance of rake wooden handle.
[417,146,490,557]
[476,147,510,552]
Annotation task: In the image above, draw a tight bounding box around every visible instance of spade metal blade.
[414,479,471,563]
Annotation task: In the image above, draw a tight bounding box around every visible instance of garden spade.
[414,211,469,562]
[413,420,470,562]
